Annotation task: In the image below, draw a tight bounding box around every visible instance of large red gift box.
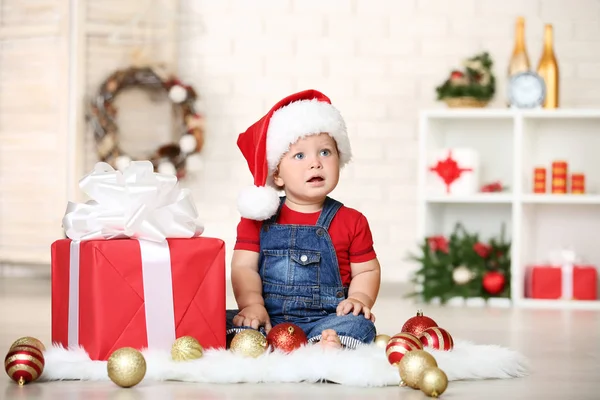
[51,237,226,360]
[525,264,598,300]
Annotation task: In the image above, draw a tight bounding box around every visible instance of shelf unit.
[417,108,600,310]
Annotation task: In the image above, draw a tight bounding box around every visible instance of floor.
[1,274,599,400]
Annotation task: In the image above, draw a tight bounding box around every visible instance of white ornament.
[453,266,474,285]
[185,153,204,172]
[114,155,132,171]
[157,161,177,176]
[179,135,197,154]
[169,85,187,103]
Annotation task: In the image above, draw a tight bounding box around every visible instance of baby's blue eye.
[320,149,331,156]
[293,153,305,160]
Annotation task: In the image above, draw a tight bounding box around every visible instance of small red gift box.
[525,264,598,300]
[51,237,226,360]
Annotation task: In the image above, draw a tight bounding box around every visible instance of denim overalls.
[226,196,376,348]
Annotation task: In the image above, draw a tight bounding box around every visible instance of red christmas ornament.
[419,327,454,351]
[428,236,449,253]
[483,271,506,295]
[4,345,45,385]
[401,310,438,337]
[473,242,491,258]
[481,181,504,192]
[429,150,473,193]
[450,70,464,80]
[266,323,308,353]
[385,333,423,365]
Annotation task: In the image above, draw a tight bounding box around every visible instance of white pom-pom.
[157,161,177,176]
[115,155,131,171]
[237,185,280,221]
[185,153,204,171]
[179,135,197,154]
[169,85,187,103]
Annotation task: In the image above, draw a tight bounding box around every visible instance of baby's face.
[274,133,340,203]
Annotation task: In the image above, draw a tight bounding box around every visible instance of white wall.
[0,0,68,264]
[0,0,179,265]
[176,0,600,283]
[2,0,599,279]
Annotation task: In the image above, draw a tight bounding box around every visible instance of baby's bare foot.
[320,329,342,349]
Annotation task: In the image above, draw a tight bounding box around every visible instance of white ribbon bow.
[62,161,203,242]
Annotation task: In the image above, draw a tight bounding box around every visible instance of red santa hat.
[236,89,352,220]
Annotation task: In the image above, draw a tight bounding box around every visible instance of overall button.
[336,291,344,298]
[263,225,269,232]
[300,254,308,262]
[316,228,325,236]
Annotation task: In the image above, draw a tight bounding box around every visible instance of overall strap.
[264,196,286,225]
[315,196,343,229]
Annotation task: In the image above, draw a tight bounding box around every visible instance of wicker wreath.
[88,66,205,179]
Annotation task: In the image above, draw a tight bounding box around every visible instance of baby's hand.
[233,304,272,333]
[336,298,376,322]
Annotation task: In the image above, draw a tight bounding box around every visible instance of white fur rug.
[40,339,529,387]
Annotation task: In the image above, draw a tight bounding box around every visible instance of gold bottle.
[508,17,531,77]
[537,24,559,108]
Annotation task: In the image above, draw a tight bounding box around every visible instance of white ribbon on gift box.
[548,248,578,300]
[63,161,204,350]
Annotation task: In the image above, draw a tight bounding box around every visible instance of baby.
[226,90,381,349]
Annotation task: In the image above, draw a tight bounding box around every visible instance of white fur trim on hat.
[237,185,280,221]
[265,99,351,174]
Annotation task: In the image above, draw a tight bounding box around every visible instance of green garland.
[435,52,496,101]
[406,223,511,304]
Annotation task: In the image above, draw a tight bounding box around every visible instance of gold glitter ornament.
[419,367,448,397]
[398,349,438,389]
[374,334,391,349]
[230,329,268,358]
[171,336,204,361]
[107,347,146,388]
[9,337,46,352]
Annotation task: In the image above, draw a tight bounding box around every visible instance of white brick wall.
[178,0,600,282]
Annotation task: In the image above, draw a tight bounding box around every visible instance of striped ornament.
[385,333,423,365]
[4,345,45,385]
[419,327,454,351]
